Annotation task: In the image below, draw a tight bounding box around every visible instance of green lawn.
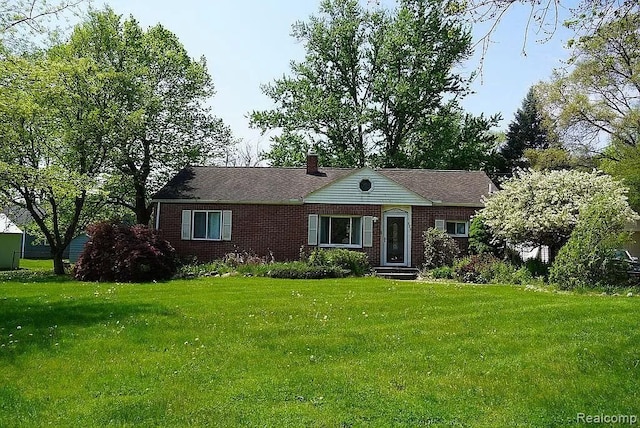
[1,265,639,427]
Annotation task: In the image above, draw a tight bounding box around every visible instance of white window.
[192,211,222,240]
[319,216,362,247]
[445,221,468,237]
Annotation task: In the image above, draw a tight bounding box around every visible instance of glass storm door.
[385,216,406,265]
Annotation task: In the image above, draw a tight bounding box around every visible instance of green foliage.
[425,265,454,279]
[523,147,585,171]
[423,227,460,269]
[524,258,549,279]
[0,44,116,273]
[386,102,502,171]
[453,254,534,284]
[174,261,229,279]
[251,0,499,170]
[600,142,640,213]
[223,250,271,268]
[176,248,368,279]
[64,8,233,224]
[262,133,311,167]
[266,262,346,279]
[482,261,534,285]
[468,215,502,256]
[307,248,370,276]
[536,13,640,149]
[481,169,638,263]
[499,87,557,175]
[453,254,498,283]
[550,197,633,290]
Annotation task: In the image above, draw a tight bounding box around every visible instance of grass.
[0,265,639,426]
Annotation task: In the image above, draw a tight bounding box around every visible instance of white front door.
[382,210,410,267]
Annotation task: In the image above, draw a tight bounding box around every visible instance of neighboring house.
[152,154,497,268]
[1,207,70,259]
[22,233,58,259]
[69,234,89,263]
[0,213,22,269]
[626,220,640,259]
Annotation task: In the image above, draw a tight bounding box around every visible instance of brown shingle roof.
[153,166,495,206]
[381,169,495,206]
[153,166,353,203]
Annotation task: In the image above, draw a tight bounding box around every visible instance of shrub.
[468,215,503,257]
[453,255,535,285]
[223,250,269,268]
[175,261,228,279]
[74,221,177,282]
[513,266,535,285]
[453,254,499,284]
[308,248,370,276]
[483,261,534,285]
[267,262,346,279]
[426,266,454,279]
[524,258,549,278]
[423,228,459,269]
[306,248,328,266]
[549,196,633,290]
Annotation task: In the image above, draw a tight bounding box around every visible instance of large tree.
[0,50,114,274]
[480,169,637,264]
[390,101,501,171]
[65,8,233,225]
[535,13,640,151]
[1,0,87,53]
[499,87,557,175]
[461,0,638,58]
[1,0,83,32]
[600,142,640,213]
[252,0,496,169]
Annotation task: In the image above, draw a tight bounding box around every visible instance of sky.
[99,0,575,152]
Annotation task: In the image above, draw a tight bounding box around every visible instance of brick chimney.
[306,152,319,175]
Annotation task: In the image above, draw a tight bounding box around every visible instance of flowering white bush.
[481,170,638,259]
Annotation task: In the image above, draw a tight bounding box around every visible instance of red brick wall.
[304,204,383,266]
[412,206,480,267]
[156,202,479,267]
[158,203,307,262]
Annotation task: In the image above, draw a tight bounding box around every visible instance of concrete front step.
[374,266,419,280]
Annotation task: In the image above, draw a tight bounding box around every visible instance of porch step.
[374,266,419,280]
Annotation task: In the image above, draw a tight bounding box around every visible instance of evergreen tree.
[500,87,555,175]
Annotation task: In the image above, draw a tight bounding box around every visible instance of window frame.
[318,215,363,248]
[192,210,223,241]
[445,220,469,237]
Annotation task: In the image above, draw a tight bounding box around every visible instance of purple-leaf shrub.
[74,221,177,282]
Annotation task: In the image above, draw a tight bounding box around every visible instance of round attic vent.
[359,179,372,192]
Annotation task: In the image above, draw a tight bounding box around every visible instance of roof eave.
[151,198,304,205]
[432,202,485,208]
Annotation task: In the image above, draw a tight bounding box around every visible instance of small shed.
[0,213,23,270]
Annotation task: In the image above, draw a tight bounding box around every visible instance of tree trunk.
[133,183,152,225]
[52,249,66,275]
[135,200,151,226]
